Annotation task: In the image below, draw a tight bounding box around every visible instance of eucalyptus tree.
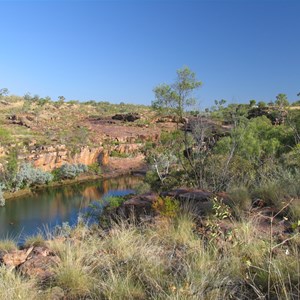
[152,66,202,122]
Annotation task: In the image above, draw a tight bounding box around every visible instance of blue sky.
[1,0,299,108]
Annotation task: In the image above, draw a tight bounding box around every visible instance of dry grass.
[0,266,37,300]
[0,238,17,252]
[0,210,299,299]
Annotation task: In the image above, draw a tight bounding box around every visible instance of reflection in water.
[0,176,143,243]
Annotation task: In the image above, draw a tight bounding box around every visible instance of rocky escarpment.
[18,145,108,171]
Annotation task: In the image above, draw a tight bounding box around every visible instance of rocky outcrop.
[7,114,33,128]
[162,188,230,213]
[117,189,230,218]
[18,247,60,282]
[1,247,34,269]
[112,143,142,155]
[112,113,140,122]
[117,192,159,217]
[19,145,107,171]
[0,246,60,283]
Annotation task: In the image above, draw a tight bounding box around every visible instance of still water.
[0,176,143,244]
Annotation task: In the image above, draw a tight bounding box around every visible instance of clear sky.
[1,0,299,108]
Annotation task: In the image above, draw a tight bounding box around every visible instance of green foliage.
[275,93,289,107]
[212,197,232,220]
[105,196,126,209]
[57,163,88,180]
[14,163,53,190]
[249,99,256,107]
[152,196,180,218]
[88,162,102,175]
[0,88,9,97]
[134,182,151,194]
[228,186,252,212]
[152,66,202,120]
[213,116,295,187]
[258,101,267,108]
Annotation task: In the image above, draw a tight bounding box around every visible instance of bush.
[88,162,102,175]
[105,196,126,209]
[58,163,88,179]
[228,186,252,212]
[14,163,53,190]
[152,196,180,218]
[134,182,151,194]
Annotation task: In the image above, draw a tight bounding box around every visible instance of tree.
[258,101,267,108]
[275,93,289,107]
[0,88,9,97]
[58,96,65,103]
[152,66,202,121]
[24,92,32,101]
[249,99,256,107]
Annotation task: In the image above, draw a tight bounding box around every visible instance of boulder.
[118,192,159,217]
[1,246,61,283]
[18,254,60,283]
[112,113,140,122]
[1,247,33,269]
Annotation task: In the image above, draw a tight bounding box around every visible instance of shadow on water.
[0,176,143,244]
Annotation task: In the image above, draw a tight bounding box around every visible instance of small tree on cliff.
[275,93,289,108]
[152,66,202,122]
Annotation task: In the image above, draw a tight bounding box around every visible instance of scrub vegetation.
[1,68,300,299]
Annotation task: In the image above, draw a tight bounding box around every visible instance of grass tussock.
[24,233,47,248]
[0,209,299,299]
[0,266,37,300]
[0,238,17,252]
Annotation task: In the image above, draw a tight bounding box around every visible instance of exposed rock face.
[1,246,60,283]
[7,114,33,128]
[19,145,105,171]
[1,247,33,269]
[118,192,159,217]
[113,143,142,155]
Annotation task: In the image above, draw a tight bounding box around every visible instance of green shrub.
[14,163,53,190]
[228,186,252,212]
[253,181,285,208]
[54,163,89,180]
[152,196,180,218]
[134,182,151,194]
[288,198,300,223]
[105,196,126,209]
[88,162,102,175]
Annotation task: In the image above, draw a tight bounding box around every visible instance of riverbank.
[0,199,298,299]
[3,155,147,201]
